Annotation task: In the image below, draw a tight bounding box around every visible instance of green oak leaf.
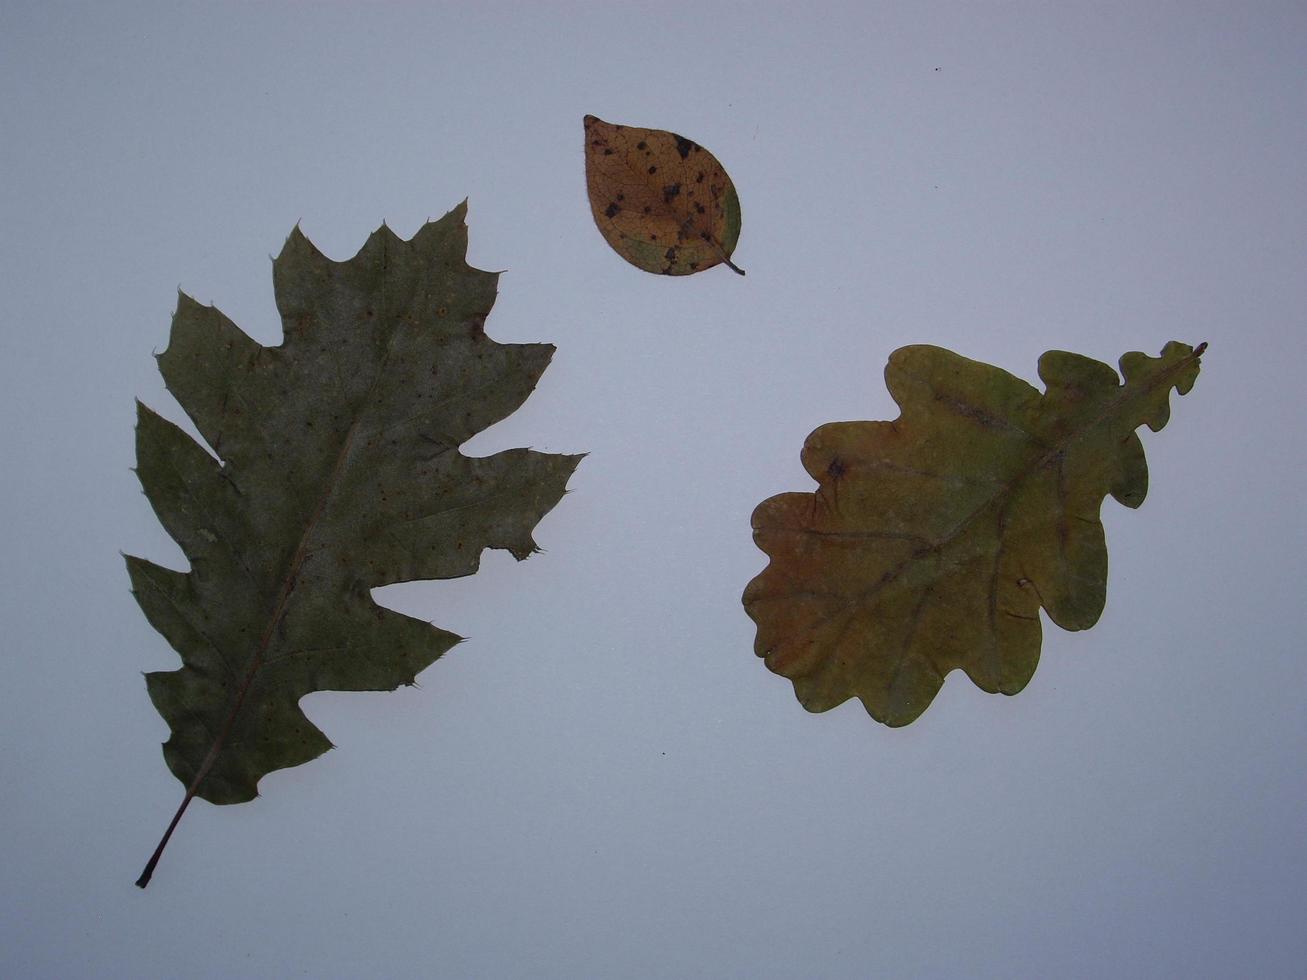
[129,203,581,885]
[743,341,1204,728]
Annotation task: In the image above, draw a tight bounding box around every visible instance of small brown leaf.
[583,115,744,276]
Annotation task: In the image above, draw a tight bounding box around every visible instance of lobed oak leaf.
[743,342,1205,728]
[583,114,744,276]
[129,203,582,885]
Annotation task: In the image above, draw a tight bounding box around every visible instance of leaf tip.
[433,199,470,230]
[282,221,309,250]
[173,288,201,312]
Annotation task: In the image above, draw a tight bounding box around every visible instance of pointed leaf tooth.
[268,600,462,696]
[410,199,470,256]
[349,446,582,587]
[134,401,247,572]
[157,295,266,463]
[126,555,201,657]
[350,340,556,461]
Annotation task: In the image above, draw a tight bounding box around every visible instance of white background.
[3,2,1305,977]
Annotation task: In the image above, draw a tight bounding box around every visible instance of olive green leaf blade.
[129,203,582,885]
[743,341,1204,728]
[583,114,744,276]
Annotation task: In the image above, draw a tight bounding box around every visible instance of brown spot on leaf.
[604,202,621,218]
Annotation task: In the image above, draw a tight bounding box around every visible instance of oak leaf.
[129,204,582,885]
[743,342,1204,727]
[583,114,744,276]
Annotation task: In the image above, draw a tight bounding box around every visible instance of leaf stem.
[137,601,280,887]
[135,744,224,887]
[137,419,362,888]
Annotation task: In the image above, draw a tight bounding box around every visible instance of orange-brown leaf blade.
[583,115,743,276]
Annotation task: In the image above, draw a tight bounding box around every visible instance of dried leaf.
[129,203,582,885]
[743,342,1205,727]
[583,114,744,276]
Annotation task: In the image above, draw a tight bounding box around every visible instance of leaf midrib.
[185,245,411,798]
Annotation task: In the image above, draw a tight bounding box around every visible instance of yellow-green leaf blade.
[743,342,1204,727]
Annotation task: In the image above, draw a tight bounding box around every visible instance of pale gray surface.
[2,2,1304,977]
